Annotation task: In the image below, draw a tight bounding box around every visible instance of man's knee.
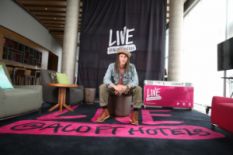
[134,86,142,93]
[100,84,113,95]
[99,84,107,91]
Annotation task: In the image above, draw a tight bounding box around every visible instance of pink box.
[144,84,194,109]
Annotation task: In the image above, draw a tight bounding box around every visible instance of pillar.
[62,0,80,83]
[168,0,185,81]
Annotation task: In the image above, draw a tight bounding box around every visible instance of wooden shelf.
[0,59,41,70]
[3,37,42,67]
[0,25,58,73]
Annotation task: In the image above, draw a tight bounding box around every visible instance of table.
[48,83,78,112]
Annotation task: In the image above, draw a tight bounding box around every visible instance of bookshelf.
[3,38,42,67]
[0,26,58,85]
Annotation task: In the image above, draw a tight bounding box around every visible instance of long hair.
[114,54,130,74]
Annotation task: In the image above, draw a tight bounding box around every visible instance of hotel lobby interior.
[0,0,233,155]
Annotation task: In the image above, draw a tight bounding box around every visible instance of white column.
[168,0,184,81]
[62,0,79,83]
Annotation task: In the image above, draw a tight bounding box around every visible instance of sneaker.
[96,108,110,122]
[130,111,139,125]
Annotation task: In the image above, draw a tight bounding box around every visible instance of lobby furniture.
[40,70,84,105]
[48,83,79,112]
[211,96,233,134]
[108,94,132,116]
[144,80,193,109]
[0,62,43,119]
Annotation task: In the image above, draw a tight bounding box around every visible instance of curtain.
[78,0,166,89]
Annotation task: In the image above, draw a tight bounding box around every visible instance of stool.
[108,94,132,116]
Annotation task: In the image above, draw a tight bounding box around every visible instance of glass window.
[183,0,227,110]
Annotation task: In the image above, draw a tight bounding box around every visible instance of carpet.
[0,103,233,155]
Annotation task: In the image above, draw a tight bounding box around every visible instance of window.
[183,0,227,110]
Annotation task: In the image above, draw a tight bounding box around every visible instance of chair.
[40,70,84,105]
[12,67,26,85]
[32,70,41,85]
[211,96,233,134]
[24,69,35,85]
[0,62,43,119]
[108,94,132,116]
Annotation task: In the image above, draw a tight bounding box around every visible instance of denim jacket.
[103,63,139,88]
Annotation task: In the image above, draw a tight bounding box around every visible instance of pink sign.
[0,106,224,140]
[144,85,194,108]
[0,120,224,140]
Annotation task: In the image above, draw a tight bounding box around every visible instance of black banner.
[78,0,166,88]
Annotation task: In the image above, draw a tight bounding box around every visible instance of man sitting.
[96,49,142,125]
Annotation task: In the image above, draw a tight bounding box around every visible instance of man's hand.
[118,85,128,92]
[113,84,128,95]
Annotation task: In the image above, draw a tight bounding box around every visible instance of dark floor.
[0,103,233,155]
